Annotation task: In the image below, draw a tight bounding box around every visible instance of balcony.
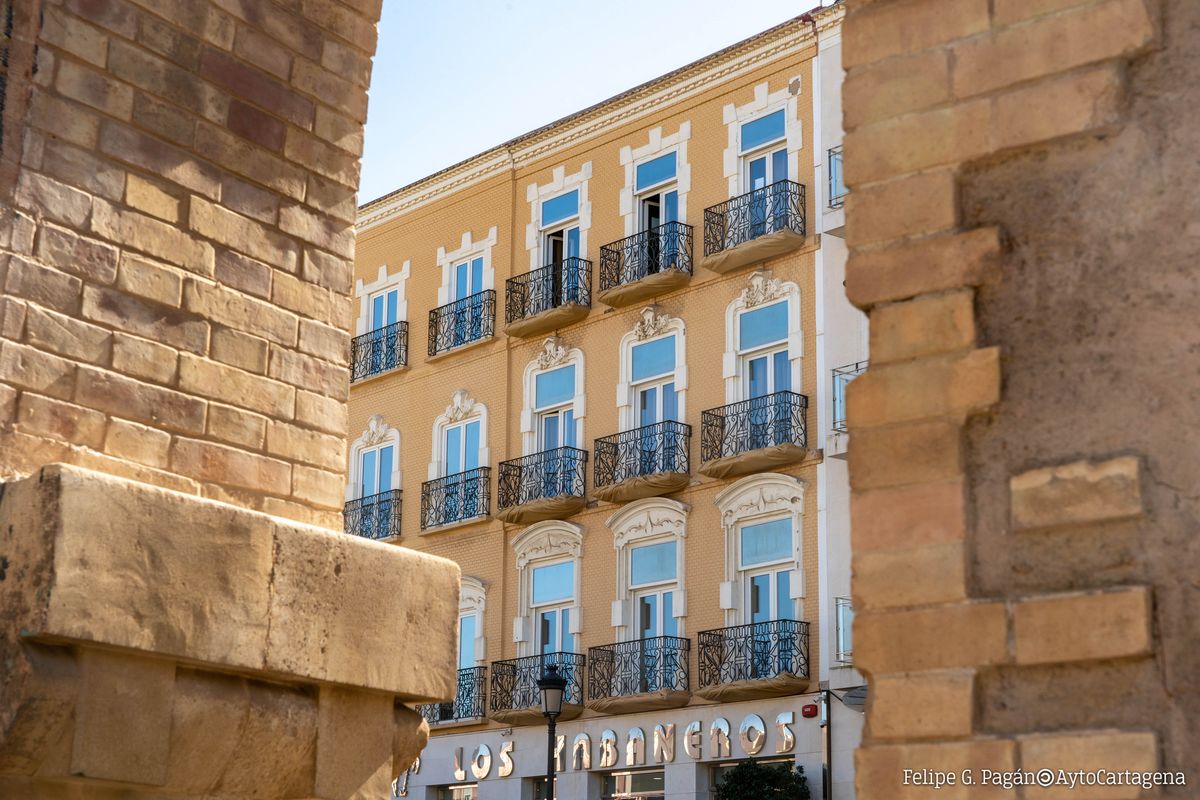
[342,489,402,540]
[587,636,691,715]
[597,221,693,307]
[428,290,495,357]
[418,666,487,726]
[489,652,585,726]
[700,180,807,274]
[350,321,407,382]
[593,420,691,504]
[696,619,810,702]
[832,360,867,434]
[496,446,588,525]
[699,391,810,479]
[504,257,592,338]
[420,467,490,530]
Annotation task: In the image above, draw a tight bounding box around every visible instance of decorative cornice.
[741,271,786,309]
[536,337,571,370]
[633,306,673,341]
[356,11,834,231]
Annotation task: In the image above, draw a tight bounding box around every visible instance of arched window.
[714,473,805,626]
[723,271,802,403]
[429,389,489,480]
[347,415,401,501]
[607,498,688,640]
[520,337,586,454]
[512,521,583,657]
[617,306,688,430]
[458,576,487,669]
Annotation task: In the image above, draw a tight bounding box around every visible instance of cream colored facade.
[350,7,864,799]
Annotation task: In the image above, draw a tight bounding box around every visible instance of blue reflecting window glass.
[635,152,677,191]
[541,190,579,226]
[739,301,788,350]
[532,561,575,604]
[535,365,575,409]
[631,541,677,585]
[776,570,793,621]
[445,426,462,475]
[632,335,676,382]
[458,614,476,670]
[377,445,394,492]
[741,109,786,153]
[773,351,790,392]
[360,449,377,496]
[463,420,480,471]
[740,518,793,566]
[662,382,677,421]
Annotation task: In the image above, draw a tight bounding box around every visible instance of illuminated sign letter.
[470,744,492,780]
[625,727,646,766]
[684,721,703,760]
[599,729,619,768]
[776,711,796,754]
[555,734,566,772]
[653,724,675,763]
[453,748,466,782]
[739,714,766,756]
[710,718,731,759]
[498,741,515,778]
[572,733,592,770]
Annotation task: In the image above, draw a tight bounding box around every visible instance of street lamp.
[537,663,567,800]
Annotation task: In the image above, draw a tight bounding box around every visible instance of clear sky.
[358,0,829,205]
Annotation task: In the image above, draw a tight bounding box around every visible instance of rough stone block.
[1018,730,1158,800]
[857,739,1016,800]
[854,540,967,610]
[846,228,1002,310]
[314,688,398,800]
[994,63,1125,151]
[849,419,963,491]
[852,479,966,553]
[855,602,1008,674]
[1013,587,1153,665]
[845,99,991,186]
[847,347,1001,428]
[869,670,975,740]
[843,0,989,69]
[843,48,952,129]
[845,170,958,249]
[17,393,107,449]
[869,290,976,364]
[1011,455,1143,532]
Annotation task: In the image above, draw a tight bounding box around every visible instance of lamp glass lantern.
[538,663,567,717]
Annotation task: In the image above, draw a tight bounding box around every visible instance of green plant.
[714,759,812,800]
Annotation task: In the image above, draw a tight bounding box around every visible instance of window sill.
[420,514,491,535]
[350,364,408,387]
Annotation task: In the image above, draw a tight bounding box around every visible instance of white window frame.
[437,228,497,307]
[520,337,586,455]
[607,498,688,640]
[346,415,401,501]
[530,558,576,654]
[715,473,805,627]
[723,271,803,404]
[354,262,410,337]
[739,519,797,623]
[525,163,591,271]
[620,123,691,237]
[428,389,490,480]
[616,306,687,431]
[721,79,804,199]
[512,520,583,657]
[459,576,488,668]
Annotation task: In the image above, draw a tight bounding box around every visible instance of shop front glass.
[603,769,666,799]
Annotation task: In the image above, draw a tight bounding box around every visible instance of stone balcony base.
[0,464,460,799]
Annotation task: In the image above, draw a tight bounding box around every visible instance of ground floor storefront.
[395,693,863,800]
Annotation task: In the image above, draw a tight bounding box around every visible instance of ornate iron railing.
[828,145,847,209]
[505,257,591,324]
[700,391,808,463]
[832,360,867,433]
[588,637,690,701]
[419,666,487,724]
[497,447,588,511]
[342,489,402,540]
[697,620,810,687]
[703,179,806,257]
[599,221,693,293]
[420,467,490,529]
[428,290,495,356]
[350,321,407,382]
[593,421,691,490]
[490,652,585,713]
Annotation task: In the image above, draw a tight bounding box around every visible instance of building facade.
[348,7,865,799]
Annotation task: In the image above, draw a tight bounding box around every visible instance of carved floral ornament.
[536,336,571,369]
[716,473,806,529]
[608,499,689,550]
[740,270,786,309]
[512,522,583,570]
[445,389,477,422]
[633,305,674,341]
[362,414,390,445]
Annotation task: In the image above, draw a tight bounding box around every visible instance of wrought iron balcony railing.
[703,179,806,257]
[698,619,810,687]
[350,321,407,382]
[420,467,490,530]
[490,652,585,714]
[700,391,809,463]
[497,447,588,511]
[506,258,591,324]
[599,222,693,293]
[828,145,847,209]
[832,360,867,433]
[593,421,691,490]
[588,637,690,701]
[428,290,495,356]
[419,666,487,725]
[342,489,402,540]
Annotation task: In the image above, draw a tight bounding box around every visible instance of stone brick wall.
[0,0,377,528]
[843,0,1199,795]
